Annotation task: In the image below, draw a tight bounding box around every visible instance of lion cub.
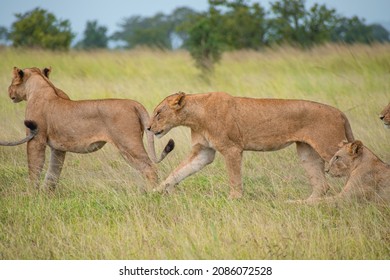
[325,140,390,203]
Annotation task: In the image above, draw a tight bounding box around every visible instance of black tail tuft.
[24,120,38,131]
[164,139,175,154]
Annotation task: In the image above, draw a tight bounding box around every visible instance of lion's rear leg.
[117,143,158,191]
[43,148,66,190]
[296,142,329,200]
[27,138,46,188]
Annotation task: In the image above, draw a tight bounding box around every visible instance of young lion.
[8,67,174,190]
[379,103,390,129]
[148,91,355,200]
[323,140,390,203]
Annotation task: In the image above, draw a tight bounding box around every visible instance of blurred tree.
[268,0,306,45]
[303,3,338,45]
[332,16,390,44]
[268,0,338,46]
[112,7,197,49]
[76,20,108,49]
[0,26,9,45]
[170,7,199,48]
[369,24,390,43]
[185,11,224,73]
[9,8,74,50]
[183,0,267,73]
[210,0,267,50]
[112,13,173,49]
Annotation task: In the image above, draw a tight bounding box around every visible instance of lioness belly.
[48,139,106,153]
[244,141,293,152]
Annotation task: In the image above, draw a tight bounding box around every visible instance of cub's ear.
[348,140,363,156]
[168,92,186,110]
[42,66,52,78]
[13,67,24,79]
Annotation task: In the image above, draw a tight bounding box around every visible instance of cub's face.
[380,103,390,129]
[327,140,363,177]
[148,92,186,138]
[8,67,27,103]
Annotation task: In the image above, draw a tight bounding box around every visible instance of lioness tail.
[0,120,38,146]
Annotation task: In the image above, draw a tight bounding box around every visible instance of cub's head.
[8,67,51,103]
[326,140,364,177]
[148,92,186,138]
[379,103,390,129]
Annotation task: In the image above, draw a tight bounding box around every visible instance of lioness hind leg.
[221,147,243,199]
[27,139,46,188]
[296,142,329,200]
[117,145,158,191]
[43,148,66,190]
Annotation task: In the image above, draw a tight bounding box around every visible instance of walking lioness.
[7,67,174,190]
[148,92,355,200]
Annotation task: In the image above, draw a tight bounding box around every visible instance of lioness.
[0,120,37,146]
[8,67,174,190]
[148,92,355,200]
[379,103,390,129]
[322,140,390,203]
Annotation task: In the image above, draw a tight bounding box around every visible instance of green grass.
[0,44,390,259]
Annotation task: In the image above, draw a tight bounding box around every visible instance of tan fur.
[148,91,355,200]
[379,103,390,129]
[318,140,390,203]
[8,67,174,190]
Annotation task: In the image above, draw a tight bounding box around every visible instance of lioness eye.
[155,110,161,120]
[334,156,340,161]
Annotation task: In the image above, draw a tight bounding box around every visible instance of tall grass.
[0,44,389,259]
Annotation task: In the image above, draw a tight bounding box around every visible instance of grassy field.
[0,44,389,259]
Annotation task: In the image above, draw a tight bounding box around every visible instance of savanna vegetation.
[0,44,389,259]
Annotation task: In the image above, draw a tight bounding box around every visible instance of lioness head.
[379,103,390,129]
[8,67,28,103]
[326,140,363,177]
[148,92,186,138]
[8,67,51,103]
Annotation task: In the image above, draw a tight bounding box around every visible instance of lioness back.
[204,93,352,159]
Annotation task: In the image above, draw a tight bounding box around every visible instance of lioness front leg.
[43,148,66,190]
[221,147,243,199]
[27,139,46,188]
[156,144,215,193]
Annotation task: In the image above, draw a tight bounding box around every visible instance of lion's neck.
[26,75,59,102]
[180,96,207,129]
[352,147,384,173]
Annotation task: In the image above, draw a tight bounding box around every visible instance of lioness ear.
[13,67,24,79]
[348,140,363,156]
[42,66,52,78]
[169,92,186,110]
